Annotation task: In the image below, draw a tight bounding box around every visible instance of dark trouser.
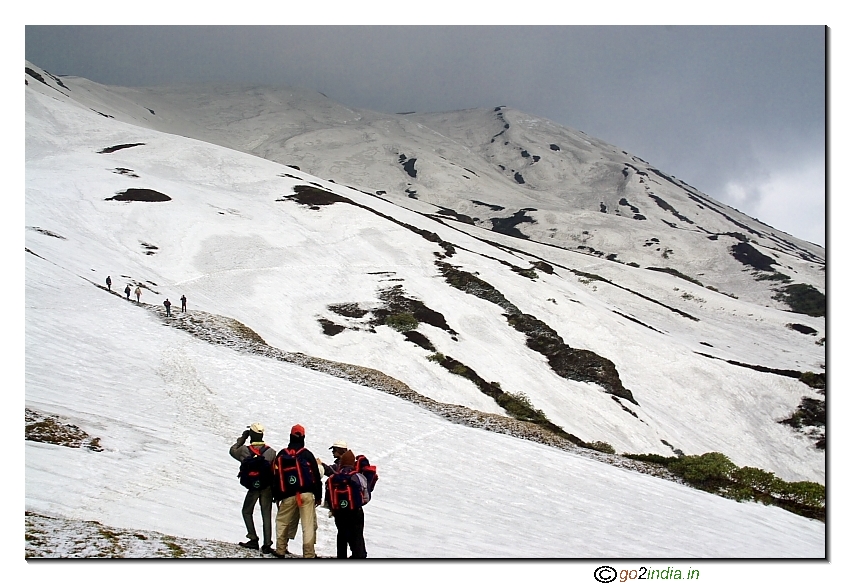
[242,487,273,546]
[333,508,367,558]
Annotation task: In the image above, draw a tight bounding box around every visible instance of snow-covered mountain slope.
[25,61,826,557]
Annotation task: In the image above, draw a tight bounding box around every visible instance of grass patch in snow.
[25,408,103,451]
[772,284,825,317]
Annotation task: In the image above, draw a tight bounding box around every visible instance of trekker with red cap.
[271,424,322,558]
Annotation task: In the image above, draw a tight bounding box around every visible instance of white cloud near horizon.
[722,154,825,247]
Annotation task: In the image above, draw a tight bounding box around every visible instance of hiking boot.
[238,540,260,550]
[261,545,274,555]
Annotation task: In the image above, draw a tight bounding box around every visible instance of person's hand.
[316,457,322,465]
[241,429,250,440]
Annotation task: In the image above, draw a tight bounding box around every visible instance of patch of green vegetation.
[663,452,825,520]
[755,271,791,282]
[587,441,616,454]
[511,266,538,279]
[773,284,825,317]
[623,453,678,466]
[386,312,419,332]
[799,371,826,392]
[163,537,185,558]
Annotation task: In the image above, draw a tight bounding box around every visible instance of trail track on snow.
[129,296,679,483]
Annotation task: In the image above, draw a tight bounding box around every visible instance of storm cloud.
[25,25,826,245]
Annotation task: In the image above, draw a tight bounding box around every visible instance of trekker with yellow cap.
[230,422,277,554]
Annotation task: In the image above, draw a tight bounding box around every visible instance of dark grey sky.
[25,25,826,245]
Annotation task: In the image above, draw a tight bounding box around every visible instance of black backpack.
[238,445,273,490]
[327,468,370,511]
[273,447,317,497]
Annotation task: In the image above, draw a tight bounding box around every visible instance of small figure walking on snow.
[106,275,112,291]
[164,298,172,317]
[124,284,131,300]
[134,285,142,303]
[180,294,187,313]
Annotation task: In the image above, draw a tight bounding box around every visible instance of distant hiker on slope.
[325,450,369,558]
[180,294,187,313]
[134,285,142,303]
[124,284,131,300]
[163,298,171,317]
[105,275,111,291]
[272,424,322,558]
[230,423,277,554]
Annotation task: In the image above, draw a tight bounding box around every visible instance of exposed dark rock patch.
[146,108,155,115]
[92,110,114,119]
[550,144,560,151]
[98,143,145,154]
[318,318,345,336]
[399,155,418,178]
[106,189,171,202]
[140,242,158,255]
[599,202,608,213]
[113,167,139,178]
[532,261,554,274]
[781,397,825,449]
[25,67,49,86]
[372,285,457,336]
[29,226,66,239]
[612,311,663,333]
[700,342,713,347]
[435,207,475,224]
[731,242,777,271]
[437,261,637,405]
[514,172,525,184]
[471,200,505,211]
[645,267,703,287]
[405,188,418,199]
[328,303,369,319]
[532,156,540,163]
[646,194,694,224]
[633,214,647,220]
[402,330,435,351]
[282,185,349,208]
[612,396,640,419]
[788,323,817,335]
[490,210,535,239]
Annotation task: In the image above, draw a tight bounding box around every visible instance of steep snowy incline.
[25,71,824,484]
[25,242,824,558]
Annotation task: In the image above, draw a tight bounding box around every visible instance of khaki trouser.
[275,492,317,557]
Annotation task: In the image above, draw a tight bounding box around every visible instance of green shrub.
[668,452,737,487]
[587,441,616,454]
[732,466,778,493]
[386,312,419,332]
[773,481,825,508]
[772,284,825,317]
[623,453,678,466]
[426,352,446,364]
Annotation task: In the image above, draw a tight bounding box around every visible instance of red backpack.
[354,455,378,494]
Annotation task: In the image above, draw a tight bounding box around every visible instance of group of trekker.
[229,423,377,559]
[107,275,186,315]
